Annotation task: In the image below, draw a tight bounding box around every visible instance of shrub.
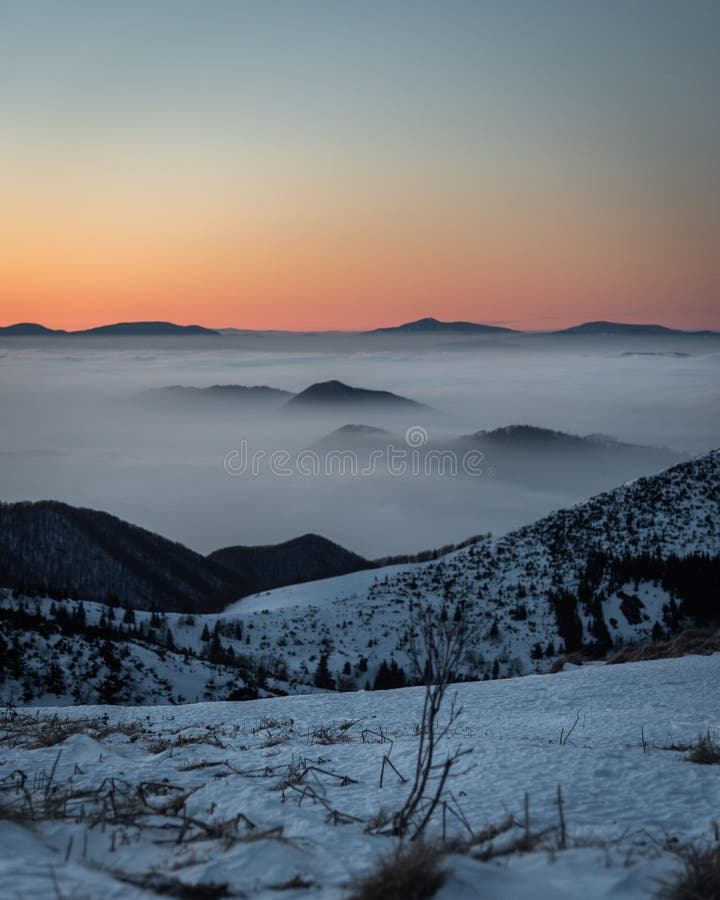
[349,841,447,900]
[660,845,720,900]
[686,732,720,765]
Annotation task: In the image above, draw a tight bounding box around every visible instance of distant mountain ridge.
[141,381,425,412]
[0,321,218,336]
[455,424,684,491]
[1,318,716,337]
[556,320,717,336]
[0,323,65,335]
[307,421,685,493]
[459,424,676,451]
[78,321,218,335]
[142,384,293,408]
[368,317,513,334]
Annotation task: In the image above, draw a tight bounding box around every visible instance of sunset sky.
[1,0,719,331]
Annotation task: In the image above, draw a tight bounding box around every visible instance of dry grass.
[608,629,720,665]
[686,732,720,765]
[147,726,227,754]
[0,756,276,853]
[309,724,352,745]
[348,841,447,900]
[546,652,586,673]
[0,709,150,750]
[660,845,720,900]
[112,872,230,898]
[176,760,226,772]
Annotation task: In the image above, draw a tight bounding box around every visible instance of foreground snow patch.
[1,654,718,899]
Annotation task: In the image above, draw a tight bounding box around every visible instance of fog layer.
[1,331,718,557]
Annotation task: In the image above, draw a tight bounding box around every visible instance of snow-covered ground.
[225,563,422,615]
[1,653,718,899]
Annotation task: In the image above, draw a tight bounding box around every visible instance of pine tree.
[313,654,335,690]
[373,660,390,690]
[45,662,66,696]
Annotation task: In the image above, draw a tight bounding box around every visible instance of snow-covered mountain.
[1,452,718,704]
[220,450,720,687]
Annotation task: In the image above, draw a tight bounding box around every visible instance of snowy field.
[1,653,718,899]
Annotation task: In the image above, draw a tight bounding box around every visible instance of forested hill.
[0,502,373,612]
[0,501,233,612]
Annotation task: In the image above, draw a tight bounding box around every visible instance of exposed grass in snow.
[660,845,720,900]
[608,628,720,665]
[348,840,447,900]
[685,732,720,765]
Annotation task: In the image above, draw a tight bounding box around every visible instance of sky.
[1,0,719,331]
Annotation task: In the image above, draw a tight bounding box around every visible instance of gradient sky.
[1,0,719,331]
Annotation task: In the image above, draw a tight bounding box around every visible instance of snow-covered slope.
[0,595,269,706]
[221,451,720,686]
[0,653,718,898]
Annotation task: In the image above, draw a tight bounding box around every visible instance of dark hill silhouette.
[0,501,233,612]
[208,534,372,594]
[0,501,374,612]
[557,321,691,335]
[284,380,424,409]
[0,321,218,336]
[77,321,218,335]
[0,323,65,335]
[456,425,684,492]
[368,317,513,334]
[463,424,599,449]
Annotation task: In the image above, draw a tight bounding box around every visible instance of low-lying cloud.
[1,332,718,557]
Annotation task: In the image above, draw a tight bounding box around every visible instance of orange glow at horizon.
[2,119,718,334]
[2,165,718,333]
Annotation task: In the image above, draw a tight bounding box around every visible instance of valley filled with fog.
[1,330,718,558]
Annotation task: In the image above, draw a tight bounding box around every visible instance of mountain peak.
[368,318,513,335]
[285,380,424,408]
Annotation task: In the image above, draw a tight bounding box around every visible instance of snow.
[215,450,720,686]
[226,562,422,614]
[1,652,718,898]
